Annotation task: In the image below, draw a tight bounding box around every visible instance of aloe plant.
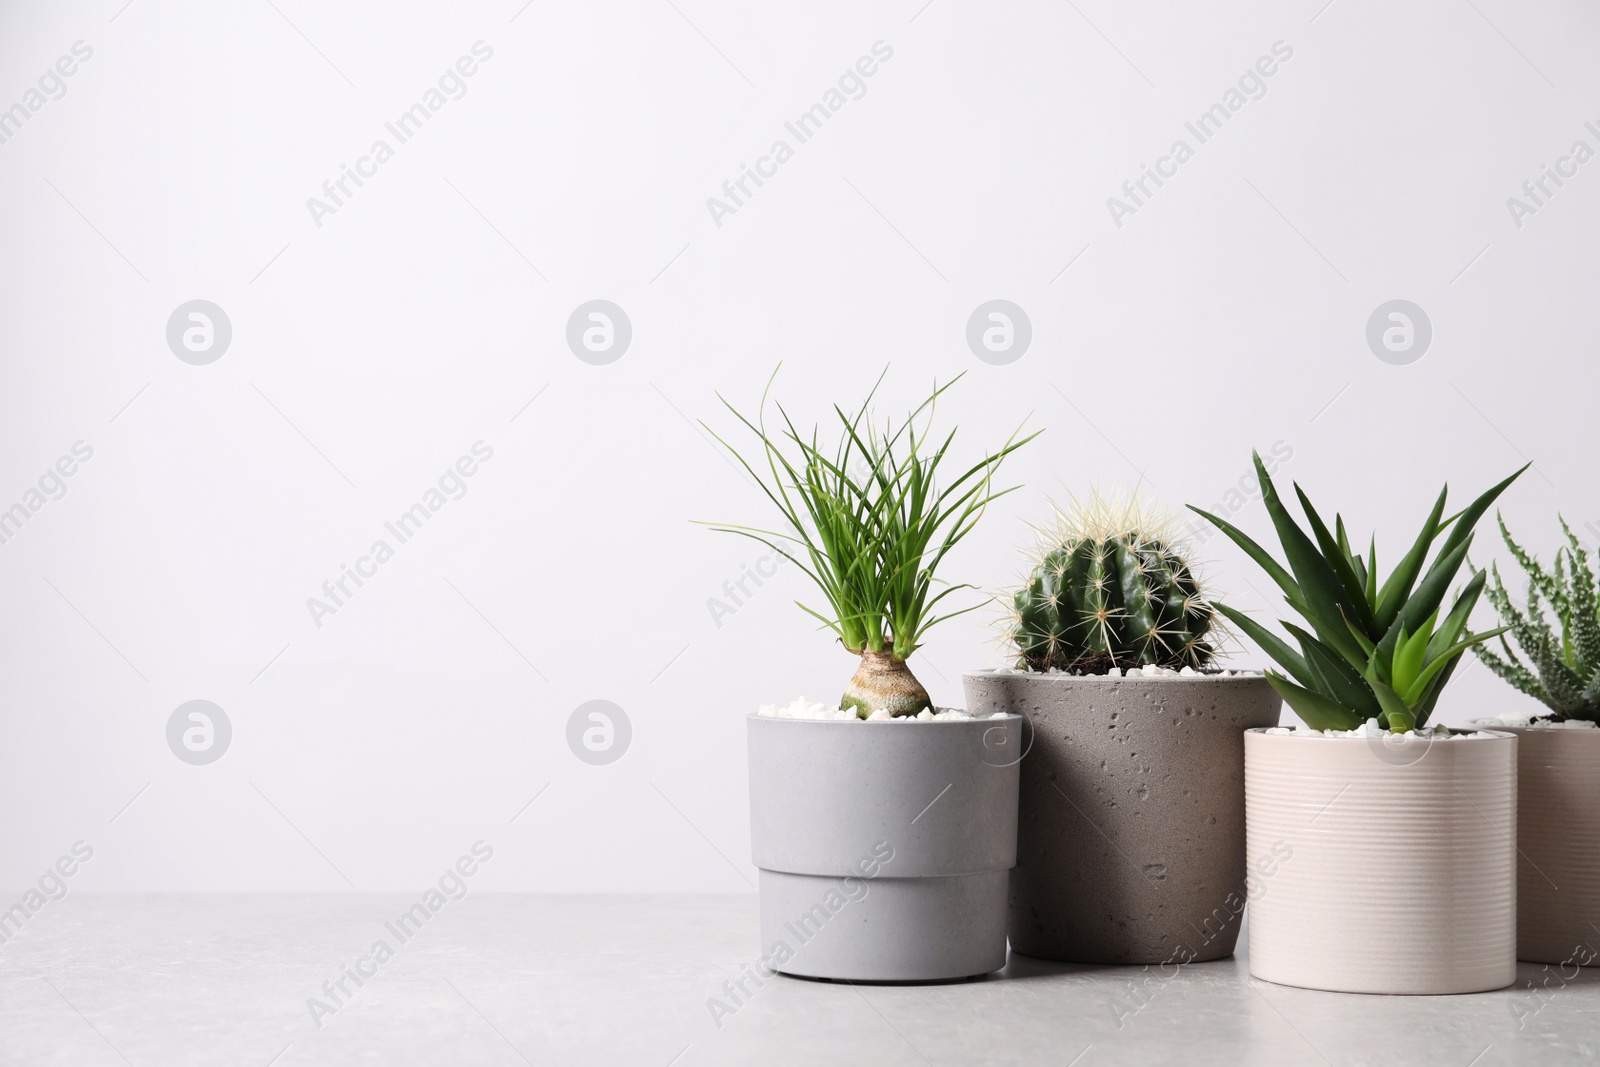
[703,369,1036,716]
[1476,516,1600,721]
[1190,454,1524,732]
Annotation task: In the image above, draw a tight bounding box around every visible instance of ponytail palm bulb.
[703,369,1035,717]
[1191,454,1525,732]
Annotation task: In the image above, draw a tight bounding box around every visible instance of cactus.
[1009,496,1218,674]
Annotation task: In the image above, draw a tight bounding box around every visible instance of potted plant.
[1197,453,1524,994]
[962,495,1282,966]
[704,369,1035,981]
[1470,516,1600,968]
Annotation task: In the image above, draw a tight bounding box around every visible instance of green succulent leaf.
[1428,569,1486,662]
[1252,457,1368,667]
[1559,518,1600,674]
[1378,537,1474,663]
[1265,671,1365,731]
[1401,627,1506,706]
[1341,606,1378,660]
[1212,602,1315,688]
[1373,485,1449,632]
[1366,675,1415,733]
[1296,485,1377,634]
[1391,614,1437,697]
[1432,465,1529,573]
[1187,506,1299,600]
[1412,654,1459,727]
[1198,455,1526,731]
[1475,640,1549,703]
[1282,621,1383,720]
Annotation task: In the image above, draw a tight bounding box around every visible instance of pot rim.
[1466,718,1600,735]
[962,667,1267,682]
[746,711,1021,724]
[1244,725,1517,741]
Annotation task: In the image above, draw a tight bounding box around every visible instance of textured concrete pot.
[1480,725,1600,966]
[962,670,1281,965]
[1245,727,1518,994]
[746,713,1022,981]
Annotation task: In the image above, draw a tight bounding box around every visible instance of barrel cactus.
[1008,497,1218,673]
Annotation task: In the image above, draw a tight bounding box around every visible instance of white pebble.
[756,698,1000,722]
[1471,713,1597,730]
[1275,716,1493,739]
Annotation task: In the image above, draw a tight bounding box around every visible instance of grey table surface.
[0,894,1595,1066]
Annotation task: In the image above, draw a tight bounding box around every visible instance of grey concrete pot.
[1474,724,1600,967]
[961,670,1281,965]
[1244,727,1517,994]
[746,713,1022,981]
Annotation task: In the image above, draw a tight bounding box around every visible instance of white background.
[1,0,1595,894]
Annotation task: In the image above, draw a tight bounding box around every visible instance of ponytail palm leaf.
[1191,454,1524,731]
[702,368,1036,715]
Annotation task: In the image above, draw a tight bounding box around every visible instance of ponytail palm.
[703,368,1035,716]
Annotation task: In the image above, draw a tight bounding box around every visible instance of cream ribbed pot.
[1243,728,1517,994]
[1489,726,1600,966]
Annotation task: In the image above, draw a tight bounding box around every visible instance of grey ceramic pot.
[1473,724,1600,967]
[746,713,1023,981]
[962,670,1281,965]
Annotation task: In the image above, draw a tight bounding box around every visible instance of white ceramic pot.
[746,714,1022,981]
[1243,727,1517,994]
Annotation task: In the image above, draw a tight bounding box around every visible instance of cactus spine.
[1009,496,1217,673]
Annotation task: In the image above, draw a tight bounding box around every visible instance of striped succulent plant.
[1477,516,1600,721]
[1192,453,1524,732]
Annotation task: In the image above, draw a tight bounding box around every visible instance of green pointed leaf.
[1295,484,1377,634]
[1250,455,1368,665]
[1265,672,1365,731]
[1427,569,1486,661]
[1393,613,1436,695]
[1282,622,1383,719]
[1378,537,1473,662]
[1374,485,1449,631]
[1498,512,1562,607]
[1402,627,1508,705]
[1341,605,1378,660]
[1412,655,1459,727]
[1366,675,1415,732]
[1474,641,1550,705]
[1212,601,1315,688]
[1558,517,1600,673]
[1188,506,1299,600]
[1349,550,1368,603]
[1434,465,1528,567]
